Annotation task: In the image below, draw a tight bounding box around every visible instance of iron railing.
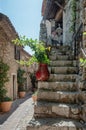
[72,23,83,59]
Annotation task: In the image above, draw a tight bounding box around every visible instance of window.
[14,45,20,60]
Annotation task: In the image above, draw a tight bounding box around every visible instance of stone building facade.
[0,13,32,100]
[0,13,19,100]
[81,0,86,122]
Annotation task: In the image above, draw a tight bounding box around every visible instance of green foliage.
[0,88,7,102]
[32,91,38,96]
[1,96,12,102]
[69,0,76,32]
[0,60,10,102]
[12,36,50,65]
[18,86,26,92]
[17,68,26,92]
[17,68,26,86]
[0,60,9,87]
[29,72,36,81]
[80,58,86,66]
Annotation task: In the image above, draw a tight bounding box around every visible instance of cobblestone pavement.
[0,93,34,130]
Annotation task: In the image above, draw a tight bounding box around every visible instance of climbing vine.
[69,0,76,32]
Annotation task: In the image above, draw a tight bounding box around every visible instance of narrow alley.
[0,93,34,130]
[0,0,86,130]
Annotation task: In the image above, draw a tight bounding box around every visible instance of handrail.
[73,23,83,40]
[71,22,83,59]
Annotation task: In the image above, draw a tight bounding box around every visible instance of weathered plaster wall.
[63,0,73,45]
[75,0,83,32]
[63,0,83,45]
[46,20,51,37]
[39,20,47,44]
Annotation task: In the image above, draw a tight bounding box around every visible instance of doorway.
[12,74,16,100]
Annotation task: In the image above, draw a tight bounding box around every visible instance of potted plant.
[0,96,12,112]
[13,36,51,81]
[0,60,12,112]
[17,68,26,98]
[32,91,38,104]
[18,86,26,98]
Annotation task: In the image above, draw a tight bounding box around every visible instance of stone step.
[51,67,78,74]
[48,74,77,82]
[34,101,81,120]
[50,60,77,67]
[27,117,85,130]
[37,90,79,104]
[59,55,73,60]
[38,81,77,91]
[50,46,72,53]
[49,55,71,61]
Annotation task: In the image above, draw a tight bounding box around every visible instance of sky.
[0,0,43,54]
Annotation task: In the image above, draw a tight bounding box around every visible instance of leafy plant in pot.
[17,68,26,98]
[13,36,51,81]
[32,91,38,104]
[0,60,12,112]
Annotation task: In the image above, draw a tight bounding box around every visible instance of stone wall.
[75,0,83,31]
[39,20,47,44]
[80,0,86,122]
[63,0,83,44]
[63,0,73,45]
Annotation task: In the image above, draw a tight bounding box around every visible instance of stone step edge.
[38,82,78,92]
[34,101,81,119]
[36,101,81,108]
[49,74,77,75]
[49,60,77,64]
[38,81,77,84]
[37,90,80,103]
[27,117,85,128]
[50,67,78,69]
[37,90,79,94]
[50,60,77,62]
[47,74,77,82]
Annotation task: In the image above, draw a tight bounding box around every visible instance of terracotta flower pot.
[1,101,12,112]
[32,95,37,102]
[18,91,26,98]
[36,63,49,81]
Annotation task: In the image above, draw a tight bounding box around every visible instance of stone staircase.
[27,47,86,130]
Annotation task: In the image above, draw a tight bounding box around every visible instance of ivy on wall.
[69,0,76,32]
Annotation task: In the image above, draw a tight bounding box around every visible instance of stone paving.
[0,93,34,130]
